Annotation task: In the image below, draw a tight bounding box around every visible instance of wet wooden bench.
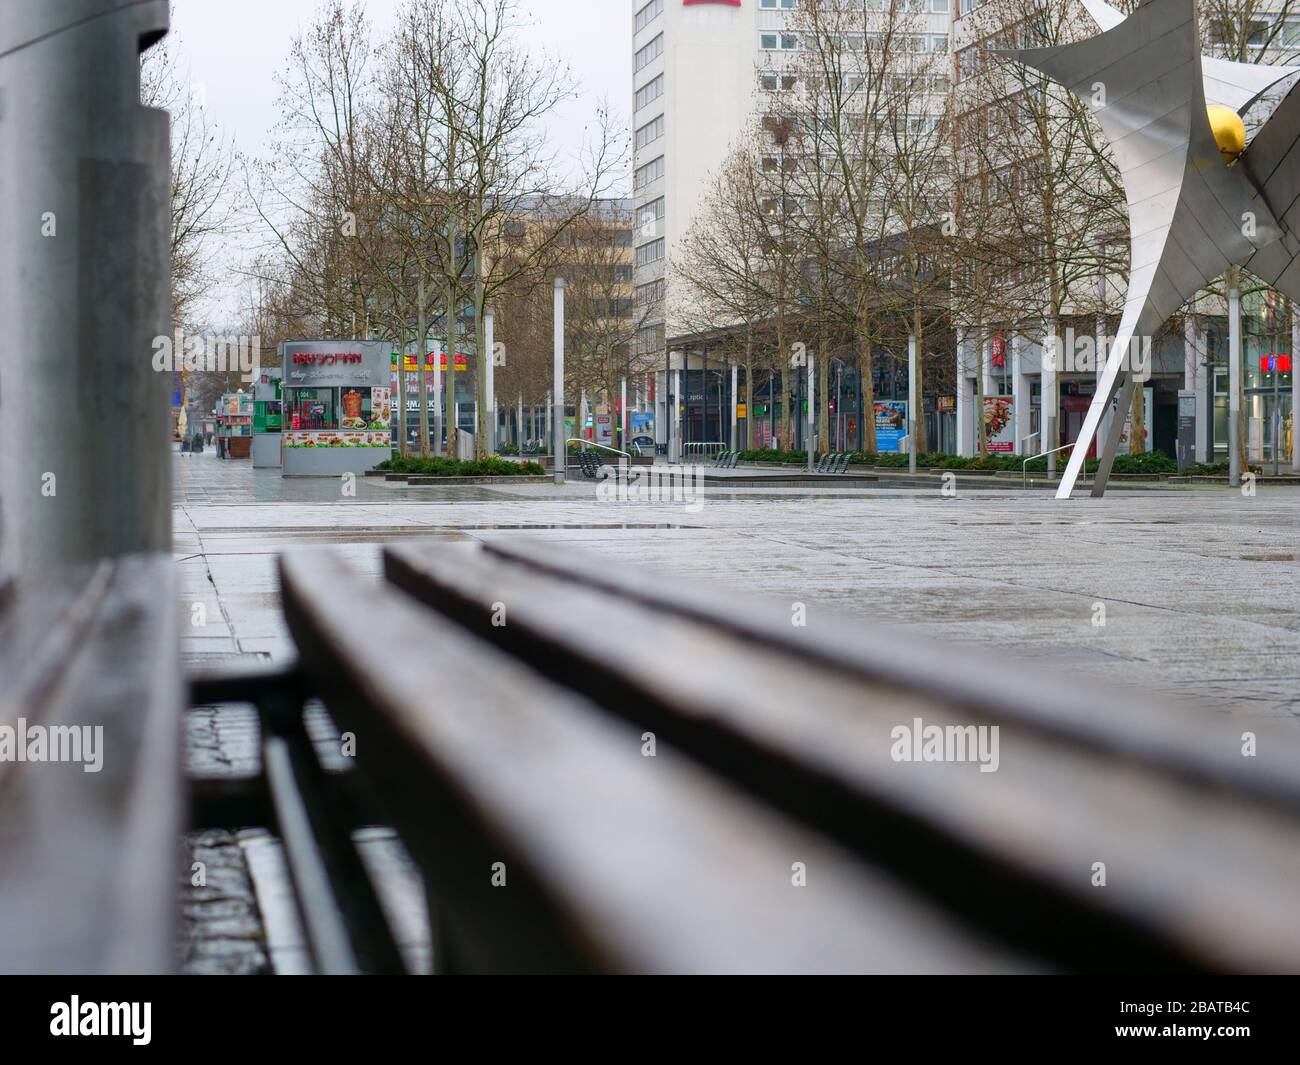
[0,556,184,974]
[245,538,1300,974]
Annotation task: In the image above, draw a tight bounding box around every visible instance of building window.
[760,73,798,91]
[639,197,665,226]
[759,0,797,8]
[635,74,664,112]
[636,279,665,307]
[636,238,665,267]
[635,114,664,151]
[635,0,664,35]
[760,32,800,51]
[637,324,665,356]
[635,33,664,73]
[634,155,665,191]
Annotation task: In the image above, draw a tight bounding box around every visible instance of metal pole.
[1229,281,1241,487]
[417,276,430,458]
[1292,304,1300,473]
[730,363,738,451]
[620,377,628,451]
[672,367,682,462]
[517,393,524,450]
[485,307,495,454]
[908,333,918,474]
[807,352,816,472]
[1274,351,1280,478]
[432,339,442,455]
[1,0,173,578]
[553,278,565,484]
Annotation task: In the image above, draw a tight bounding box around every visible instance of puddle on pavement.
[1239,553,1300,562]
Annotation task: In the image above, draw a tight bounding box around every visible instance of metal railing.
[1022,441,1076,489]
[681,441,727,460]
[566,439,631,466]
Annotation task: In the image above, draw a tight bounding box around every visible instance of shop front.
[252,367,282,468]
[217,391,253,458]
[281,341,392,476]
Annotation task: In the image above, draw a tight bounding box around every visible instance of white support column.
[672,369,682,462]
[981,335,997,400]
[553,278,565,482]
[1012,333,1032,453]
[517,393,523,449]
[1292,305,1299,472]
[620,376,628,450]
[485,307,495,453]
[1229,283,1241,487]
[1185,316,1209,464]
[907,334,918,474]
[730,363,738,451]
[956,328,975,457]
[1097,313,1110,454]
[432,339,442,454]
[1042,319,1059,475]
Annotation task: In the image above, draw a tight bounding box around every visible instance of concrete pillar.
[1,0,173,578]
[1229,283,1241,486]
[1042,320,1059,474]
[620,376,628,450]
[1012,333,1032,453]
[553,279,565,483]
[484,307,495,452]
[956,328,975,457]
[1185,316,1210,464]
[730,363,738,451]
[1292,306,1299,472]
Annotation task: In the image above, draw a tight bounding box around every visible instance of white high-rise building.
[631,0,780,359]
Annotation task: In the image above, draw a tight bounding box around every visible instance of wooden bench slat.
[0,556,184,974]
[280,549,1035,974]
[383,541,1300,972]
[481,538,1300,809]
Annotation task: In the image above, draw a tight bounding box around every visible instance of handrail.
[1022,441,1076,489]
[565,439,631,463]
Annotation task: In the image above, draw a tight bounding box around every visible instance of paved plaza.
[176,447,1300,723]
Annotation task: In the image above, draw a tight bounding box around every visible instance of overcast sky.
[168,0,631,326]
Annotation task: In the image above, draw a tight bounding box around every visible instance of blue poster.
[874,401,908,453]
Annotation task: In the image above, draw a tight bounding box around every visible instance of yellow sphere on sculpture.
[1207,104,1246,162]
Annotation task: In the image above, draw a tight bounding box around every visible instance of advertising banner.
[1114,387,1154,455]
[982,396,1015,453]
[874,401,908,453]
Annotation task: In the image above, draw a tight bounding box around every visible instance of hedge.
[374,456,546,477]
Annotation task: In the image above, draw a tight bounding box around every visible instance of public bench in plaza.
[211,540,1300,973]
[0,557,184,974]
[10,542,1300,973]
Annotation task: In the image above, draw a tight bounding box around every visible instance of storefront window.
[285,388,337,430]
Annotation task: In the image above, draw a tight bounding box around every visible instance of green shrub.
[383,455,544,477]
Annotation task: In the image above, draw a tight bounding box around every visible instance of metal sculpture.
[1005,0,1300,497]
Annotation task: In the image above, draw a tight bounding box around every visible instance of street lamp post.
[553,278,565,484]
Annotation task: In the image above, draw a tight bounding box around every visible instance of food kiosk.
[252,368,283,468]
[281,340,392,476]
[217,391,253,458]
